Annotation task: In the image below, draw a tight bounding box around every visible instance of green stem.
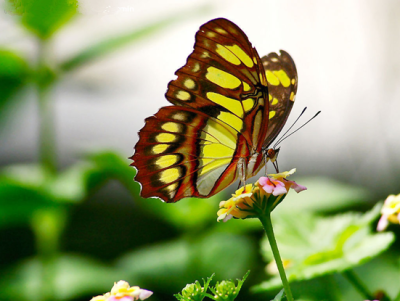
[37,39,56,173]
[35,38,59,301]
[259,213,294,301]
[342,270,374,300]
[32,208,65,301]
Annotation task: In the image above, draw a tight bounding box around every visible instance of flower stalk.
[217,169,307,301]
[259,213,294,301]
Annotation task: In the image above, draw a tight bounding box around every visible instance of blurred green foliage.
[0,1,399,301]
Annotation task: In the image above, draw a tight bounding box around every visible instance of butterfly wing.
[166,18,269,151]
[132,106,248,202]
[131,19,288,203]
[262,50,298,148]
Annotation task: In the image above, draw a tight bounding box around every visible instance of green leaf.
[0,254,121,301]
[0,151,135,227]
[116,232,255,291]
[0,165,61,227]
[208,271,250,301]
[9,0,78,39]
[253,203,395,292]
[116,239,191,290]
[60,6,210,72]
[277,177,368,214]
[0,50,29,124]
[135,194,222,232]
[272,289,285,301]
[174,274,214,301]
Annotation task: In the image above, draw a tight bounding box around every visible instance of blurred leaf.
[134,194,220,232]
[116,239,190,290]
[192,232,255,280]
[83,150,138,194]
[0,165,60,227]
[60,6,210,72]
[116,232,255,292]
[276,177,369,214]
[0,254,121,301]
[0,50,29,124]
[253,203,395,292]
[272,289,285,301]
[0,151,134,227]
[8,0,78,39]
[351,251,400,300]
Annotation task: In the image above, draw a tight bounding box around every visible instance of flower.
[377,194,400,231]
[217,184,256,222]
[217,169,306,222]
[90,281,153,301]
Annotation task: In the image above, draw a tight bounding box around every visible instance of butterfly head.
[266,147,280,163]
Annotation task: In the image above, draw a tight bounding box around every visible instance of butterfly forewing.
[131,18,297,202]
[166,18,268,150]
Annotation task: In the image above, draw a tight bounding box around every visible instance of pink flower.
[90,281,153,301]
[217,169,306,221]
[258,177,287,196]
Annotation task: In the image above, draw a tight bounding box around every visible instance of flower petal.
[272,184,287,196]
[377,215,389,232]
[291,181,307,193]
[138,290,153,300]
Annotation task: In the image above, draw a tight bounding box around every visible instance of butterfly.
[130,18,297,203]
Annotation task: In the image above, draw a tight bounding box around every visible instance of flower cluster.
[91,281,153,301]
[377,194,400,231]
[217,169,306,222]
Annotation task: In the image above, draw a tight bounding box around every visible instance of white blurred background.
[1,0,400,196]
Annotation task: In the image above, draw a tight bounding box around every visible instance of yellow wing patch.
[218,111,243,132]
[269,111,276,119]
[266,70,280,86]
[273,70,291,87]
[156,154,179,169]
[184,78,196,89]
[160,168,180,183]
[156,133,176,143]
[176,90,191,101]
[215,44,241,65]
[226,45,254,68]
[206,67,241,89]
[161,122,182,133]
[152,144,169,155]
[206,92,243,117]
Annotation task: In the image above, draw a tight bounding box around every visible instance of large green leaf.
[253,203,395,292]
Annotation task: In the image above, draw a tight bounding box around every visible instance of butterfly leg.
[263,152,269,175]
[237,157,247,188]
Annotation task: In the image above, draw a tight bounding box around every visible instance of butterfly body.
[131,18,297,202]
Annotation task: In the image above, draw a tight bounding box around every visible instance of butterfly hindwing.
[262,50,298,148]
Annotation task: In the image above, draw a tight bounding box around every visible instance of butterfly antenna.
[273,107,307,148]
[274,111,321,147]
